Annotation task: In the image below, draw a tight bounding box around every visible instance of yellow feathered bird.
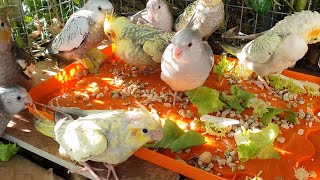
[33,102,163,180]
[104,14,173,73]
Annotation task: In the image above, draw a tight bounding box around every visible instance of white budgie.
[175,0,225,40]
[130,0,173,32]
[46,0,114,73]
[220,10,320,91]
[161,21,214,106]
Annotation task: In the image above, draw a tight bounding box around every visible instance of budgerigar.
[104,15,173,73]
[0,85,33,136]
[46,0,114,73]
[33,102,163,180]
[130,0,174,32]
[161,23,214,106]
[219,10,320,91]
[0,16,35,91]
[175,0,225,40]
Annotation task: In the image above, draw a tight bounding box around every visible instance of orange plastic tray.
[28,45,320,180]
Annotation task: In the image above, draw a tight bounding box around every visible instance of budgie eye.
[142,128,148,133]
[0,22,4,27]
[158,6,161,9]
[16,96,21,100]
[188,43,192,47]
[98,6,102,11]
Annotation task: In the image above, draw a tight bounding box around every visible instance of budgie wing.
[175,1,197,31]
[243,32,282,64]
[51,16,90,52]
[55,120,108,162]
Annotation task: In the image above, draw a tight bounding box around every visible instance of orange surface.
[28,45,320,180]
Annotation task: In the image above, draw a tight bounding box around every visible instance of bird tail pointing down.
[216,41,242,56]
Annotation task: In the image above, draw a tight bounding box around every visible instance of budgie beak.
[24,94,33,107]
[172,44,183,60]
[0,28,10,43]
[150,129,163,141]
[147,9,156,20]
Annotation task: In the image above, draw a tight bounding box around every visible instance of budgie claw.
[252,77,275,94]
[68,162,106,180]
[133,68,157,75]
[103,163,119,180]
[169,90,178,108]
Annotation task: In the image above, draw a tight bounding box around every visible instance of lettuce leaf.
[267,74,319,96]
[235,123,281,162]
[220,85,256,113]
[186,86,225,115]
[200,115,239,137]
[147,119,206,152]
[0,143,20,161]
[247,98,270,117]
[213,54,235,76]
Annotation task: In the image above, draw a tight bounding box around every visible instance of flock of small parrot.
[0,0,320,179]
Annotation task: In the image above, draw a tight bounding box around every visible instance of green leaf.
[230,85,256,107]
[247,98,270,117]
[0,143,20,161]
[220,93,245,113]
[168,130,206,152]
[246,0,272,15]
[213,54,235,76]
[150,119,185,148]
[186,86,225,115]
[262,108,283,125]
[73,0,81,4]
[235,123,280,162]
[283,110,298,124]
[147,119,206,152]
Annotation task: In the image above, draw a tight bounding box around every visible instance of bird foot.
[169,90,178,108]
[251,79,275,94]
[103,163,120,180]
[68,162,106,180]
[133,67,157,75]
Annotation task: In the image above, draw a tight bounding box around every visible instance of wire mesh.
[2,0,320,73]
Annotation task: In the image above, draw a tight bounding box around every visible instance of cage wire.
[1,0,319,72]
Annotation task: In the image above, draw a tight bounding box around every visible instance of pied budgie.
[33,102,163,180]
[104,15,173,73]
[161,21,214,107]
[175,0,224,40]
[46,0,114,74]
[0,16,35,91]
[130,0,174,32]
[0,85,33,136]
[219,10,320,91]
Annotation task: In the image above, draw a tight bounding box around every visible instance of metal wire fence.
[2,0,320,72]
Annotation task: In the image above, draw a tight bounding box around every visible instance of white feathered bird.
[130,0,173,32]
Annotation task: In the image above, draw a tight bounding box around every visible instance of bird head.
[146,0,169,21]
[127,102,163,146]
[83,0,114,22]
[171,27,202,62]
[0,17,11,51]
[0,85,33,117]
[104,15,126,43]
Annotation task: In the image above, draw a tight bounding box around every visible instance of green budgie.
[219,10,320,91]
[175,0,225,40]
[104,14,173,73]
[33,102,163,180]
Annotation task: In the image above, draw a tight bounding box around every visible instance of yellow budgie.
[33,102,163,180]
[104,14,173,73]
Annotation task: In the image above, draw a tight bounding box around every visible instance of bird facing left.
[0,85,33,136]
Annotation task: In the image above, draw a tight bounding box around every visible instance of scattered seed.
[86,103,93,107]
[199,151,212,164]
